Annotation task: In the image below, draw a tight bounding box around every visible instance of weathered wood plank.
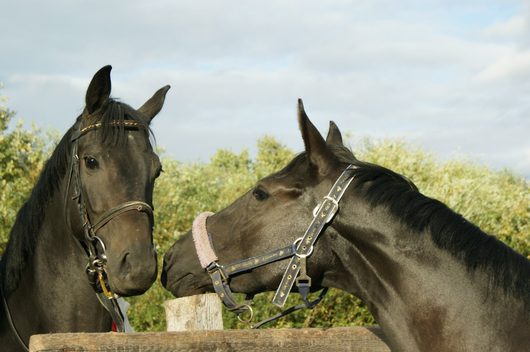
[29,327,390,352]
[164,293,223,331]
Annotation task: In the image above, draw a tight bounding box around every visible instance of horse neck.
[322,194,529,351]
[5,179,110,343]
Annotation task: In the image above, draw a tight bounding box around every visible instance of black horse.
[0,66,169,351]
[162,100,530,351]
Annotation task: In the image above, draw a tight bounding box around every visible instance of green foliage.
[0,90,50,253]
[127,138,295,331]
[129,137,528,332]
[358,139,529,257]
[0,91,527,331]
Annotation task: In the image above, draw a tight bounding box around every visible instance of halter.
[67,118,153,332]
[193,164,357,328]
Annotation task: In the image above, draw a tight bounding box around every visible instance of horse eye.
[84,156,99,170]
[252,187,269,201]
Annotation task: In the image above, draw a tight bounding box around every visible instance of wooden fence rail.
[29,327,390,352]
[29,294,390,352]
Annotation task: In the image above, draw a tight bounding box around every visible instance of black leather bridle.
[197,164,357,328]
[2,118,155,351]
[67,119,154,331]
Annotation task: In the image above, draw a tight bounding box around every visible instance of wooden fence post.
[164,293,223,331]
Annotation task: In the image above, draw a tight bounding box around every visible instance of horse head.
[70,65,169,296]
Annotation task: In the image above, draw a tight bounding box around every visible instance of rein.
[193,164,357,328]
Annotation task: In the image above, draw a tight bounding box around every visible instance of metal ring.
[236,305,254,324]
[92,257,105,268]
[293,237,314,258]
[92,236,107,253]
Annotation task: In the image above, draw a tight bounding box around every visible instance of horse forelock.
[83,99,152,147]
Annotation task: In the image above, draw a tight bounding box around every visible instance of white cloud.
[484,15,527,37]
[4,73,87,130]
[0,0,528,178]
[476,50,530,81]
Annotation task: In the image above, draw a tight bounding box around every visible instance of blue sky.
[1,0,529,178]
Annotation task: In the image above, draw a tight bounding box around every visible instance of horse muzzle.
[107,245,158,296]
[161,231,212,297]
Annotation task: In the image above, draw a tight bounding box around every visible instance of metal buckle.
[312,196,339,223]
[293,237,314,258]
[206,261,220,273]
[206,261,228,281]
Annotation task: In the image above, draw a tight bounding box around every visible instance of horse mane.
[1,99,150,294]
[327,144,530,304]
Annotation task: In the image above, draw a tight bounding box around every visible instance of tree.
[0,86,50,252]
[0,87,527,330]
[128,136,528,331]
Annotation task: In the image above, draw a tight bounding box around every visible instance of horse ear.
[326,121,343,146]
[298,99,335,175]
[85,65,112,115]
[138,85,171,123]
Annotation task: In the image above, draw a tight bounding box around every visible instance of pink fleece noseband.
[192,211,217,268]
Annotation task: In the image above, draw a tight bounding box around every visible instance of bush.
[0,92,527,330]
[129,137,529,331]
[0,93,51,253]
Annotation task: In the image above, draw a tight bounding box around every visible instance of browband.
[80,120,144,135]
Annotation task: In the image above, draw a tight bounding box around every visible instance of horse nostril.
[121,252,130,262]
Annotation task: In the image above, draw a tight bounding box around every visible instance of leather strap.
[272,165,357,307]
[206,245,295,314]
[91,201,153,233]
[96,292,125,332]
[79,120,143,135]
[251,287,329,329]
[224,245,295,276]
[208,267,248,313]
